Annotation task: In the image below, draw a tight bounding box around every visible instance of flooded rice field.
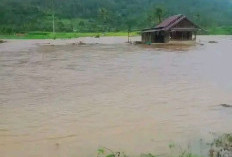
[0,36,232,157]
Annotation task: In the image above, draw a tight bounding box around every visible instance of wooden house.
[142,14,200,43]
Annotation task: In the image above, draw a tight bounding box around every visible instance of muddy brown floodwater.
[0,36,232,157]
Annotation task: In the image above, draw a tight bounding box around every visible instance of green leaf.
[98,148,105,154]
[106,154,115,157]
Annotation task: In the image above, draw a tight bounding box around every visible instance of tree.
[155,7,164,23]
[98,8,110,31]
[1,0,232,33]
[194,13,201,24]
[98,8,109,23]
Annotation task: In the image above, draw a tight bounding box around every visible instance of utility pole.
[52,0,55,36]
[128,25,131,43]
[128,31,130,43]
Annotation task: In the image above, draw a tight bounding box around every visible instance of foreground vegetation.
[97,146,203,157]
[96,133,232,157]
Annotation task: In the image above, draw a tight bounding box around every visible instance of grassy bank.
[1,26,232,39]
[207,26,232,35]
[0,31,139,39]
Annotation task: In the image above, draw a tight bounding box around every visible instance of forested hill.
[0,0,232,33]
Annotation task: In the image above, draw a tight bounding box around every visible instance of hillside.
[0,0,232,34]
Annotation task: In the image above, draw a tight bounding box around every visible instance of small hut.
[142,14,200,43]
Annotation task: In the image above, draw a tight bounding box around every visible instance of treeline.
[0,0,232,33]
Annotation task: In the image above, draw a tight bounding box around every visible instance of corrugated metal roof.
[155,14,184,29]
[142,14,200,33]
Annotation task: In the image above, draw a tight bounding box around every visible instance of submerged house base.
[142,14,200,43]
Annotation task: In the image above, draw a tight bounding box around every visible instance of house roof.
[142,14,200,32]
[155,14,184,29]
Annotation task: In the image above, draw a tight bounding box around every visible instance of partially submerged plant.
[97,147,123,157]
[97,147,158,157]
[140,153,157,157]
[208,133,232,157]
[210,133,232,148]
[95,34,100,38]
[0,39,5,43]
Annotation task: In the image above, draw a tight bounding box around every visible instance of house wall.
[164,32,170,43]
[143,30,194,43]
[170,18,198,41]
[142,31,169,43]
[142,32,152,43]
[170,31,193,40]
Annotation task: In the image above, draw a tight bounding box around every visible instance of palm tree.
[195,13,200,24]
[98,8,109,23]
[98,8,110,31]
[155,7,163,23]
